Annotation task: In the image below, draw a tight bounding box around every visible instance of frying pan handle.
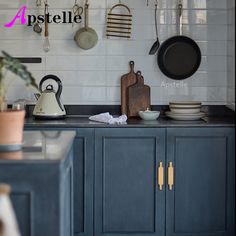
[84,3,89,29]
[178,2,183,35]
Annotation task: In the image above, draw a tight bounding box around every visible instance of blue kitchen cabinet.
[0,134,74,236]
[94,128,166,236]
[24,126,235,236]
[25,127,94,236]
[166,128,235,236]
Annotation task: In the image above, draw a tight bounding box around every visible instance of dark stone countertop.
[24,115,235,128]
[23,105,235,128]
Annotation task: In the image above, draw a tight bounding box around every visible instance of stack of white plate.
[166,102,206,121]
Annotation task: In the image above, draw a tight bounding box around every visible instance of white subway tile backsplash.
[46,56,78,70]
[0,40,45,56]
[62,86,107,104]
[49,40,106,56]
[106,86,120,103]
[189,72,227,87]
[203,56,227,72]
[0,0,233,106]
[49,71,107,86]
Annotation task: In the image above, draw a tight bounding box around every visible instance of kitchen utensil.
[165,111,205,121]
[106,3,132,39]
[127,71,151,118]
[157,1,201,80]
[74,2,98,50]
[121,61,144,115]
[33,0,42,34]
[33,75,66,119]
[33,23,42,34]
[43,2,50,52]
[139,108,160,120]
[149,0,160,55]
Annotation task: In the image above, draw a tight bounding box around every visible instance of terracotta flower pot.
[0,110,25,146]
[0,151,23,160]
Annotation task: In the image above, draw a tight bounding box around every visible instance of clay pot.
[0,110,25,145]
[0,151,23,160]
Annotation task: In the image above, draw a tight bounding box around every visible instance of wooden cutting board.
[127,71,150,118]
[121,61,144,115]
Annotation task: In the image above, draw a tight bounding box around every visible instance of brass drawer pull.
[168,162,174,190]
[158,162,164,190]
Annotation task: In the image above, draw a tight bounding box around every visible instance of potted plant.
[0,51,38,149]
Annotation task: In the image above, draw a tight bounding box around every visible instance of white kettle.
[33,75,66,119]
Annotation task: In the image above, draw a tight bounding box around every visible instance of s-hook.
[36,0,41,7]
[44,0,49,7]
[73,0,83,16]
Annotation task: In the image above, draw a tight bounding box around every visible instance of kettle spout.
[34,93,41,100]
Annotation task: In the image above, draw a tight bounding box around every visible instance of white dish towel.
[89,112,127,125]
[0,192,20,236]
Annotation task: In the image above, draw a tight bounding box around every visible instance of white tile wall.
[0,0,230,105]
[227,0,235,111]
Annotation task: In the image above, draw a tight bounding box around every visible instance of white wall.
[227,0,235,111]
[0,0,229,105]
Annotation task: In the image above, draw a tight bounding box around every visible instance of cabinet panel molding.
[166,128,235,236]
[95,128,166,236]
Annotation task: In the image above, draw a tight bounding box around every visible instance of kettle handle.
[39,75,64,112]
[39,75,62,98]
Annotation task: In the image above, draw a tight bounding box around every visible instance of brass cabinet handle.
[158,162,164,190]
[168,162,174,190]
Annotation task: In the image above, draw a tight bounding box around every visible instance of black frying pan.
[157,3,201,80]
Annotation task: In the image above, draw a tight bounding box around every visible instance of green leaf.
[1,51,39,91]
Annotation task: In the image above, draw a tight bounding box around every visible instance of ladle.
[149,0,160,55]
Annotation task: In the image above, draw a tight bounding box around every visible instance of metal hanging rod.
[0,57,42,64]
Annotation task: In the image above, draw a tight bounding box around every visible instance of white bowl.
[139,110,160,121]
[169,101,202,109]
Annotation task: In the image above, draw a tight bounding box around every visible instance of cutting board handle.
[129,61,135,73]
[136,71,143,84]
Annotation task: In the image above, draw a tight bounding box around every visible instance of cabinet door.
[95,128,165,236]
[166,128,235,236]
[74,128,94,236]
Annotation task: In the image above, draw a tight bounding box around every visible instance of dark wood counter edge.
[25,105,235,117]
